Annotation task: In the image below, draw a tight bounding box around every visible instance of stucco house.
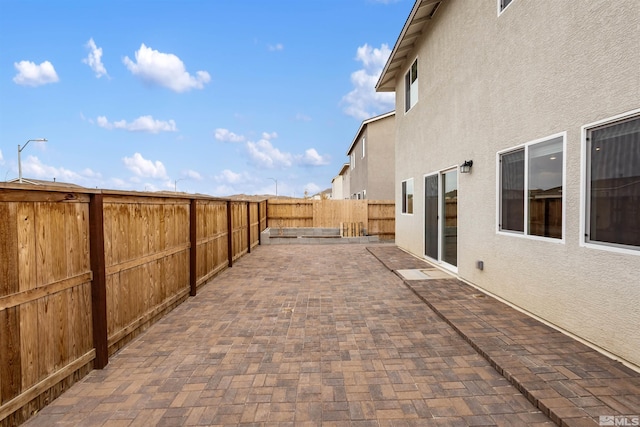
[331,163,350,199]
[376,0,640,368]
[346,111,395,200]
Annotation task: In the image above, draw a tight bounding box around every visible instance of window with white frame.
[499,134,564,239]
[362,137,366,159]
[402,179,414,214]
[404,59,418,113]
[585,113,640,250]
[350,152,355,170]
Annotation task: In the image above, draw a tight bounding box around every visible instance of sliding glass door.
[425,174,439,260]
[442,169,458,267]
[424,169,458,268]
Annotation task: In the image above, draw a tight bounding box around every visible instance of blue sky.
[0,0,409,197]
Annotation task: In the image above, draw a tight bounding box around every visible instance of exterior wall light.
[460,160,473,174]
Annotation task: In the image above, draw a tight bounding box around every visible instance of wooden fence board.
[0,187,265,425]
[195,201,229,287]
[265,199,394,240]
[17,204,36,293]
[313,200,367,227]
[53,291,67,371]
[266,200,313,228]
[0,204,18,298]
[19,301,37,390]
[37,295,54,384]
[367,201,395,240]
[0,306,20,404]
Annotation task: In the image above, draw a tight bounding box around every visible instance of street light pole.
[174,178,187,193]
[268,177,278,199]
[18,138,47,183]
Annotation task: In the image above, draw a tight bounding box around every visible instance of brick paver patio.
[22,244,639,426]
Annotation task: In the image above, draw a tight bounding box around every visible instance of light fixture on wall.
[460,160,473,174]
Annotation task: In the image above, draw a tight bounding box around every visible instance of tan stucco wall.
[349,132,368,198]
[349,114,395,199]
[393,0,640,367]
[367,115,396,200]
[332,177,344,199]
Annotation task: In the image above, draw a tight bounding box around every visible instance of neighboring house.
[376,0,640,368]
[310,188,332,200]
[346,111,395,200]
[331,163,350,199]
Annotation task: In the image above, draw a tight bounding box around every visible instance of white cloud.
[294,113,312,122]
[184,169,203,180]
[215,169,251,185]
[268,43,284,52]
[214,128,245,142]
[212,169,265,197]
[109,177,132,189]
[247,138,293,169]
[83,38,108,78]
[97,115,177,133]
[244,132,329,169]
[123,153,168,179]
[123,44,211,92]
[0,149,4,165]
[13,60,59,87]
[81,168,102,178]
[21,156,94,183]
[298,148,330,166]
[341,43,395,120]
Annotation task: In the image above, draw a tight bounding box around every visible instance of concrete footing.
[260,227,380,245]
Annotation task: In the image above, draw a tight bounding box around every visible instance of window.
[402,179,414,214]
[404,59,418,112]
[363,189,366,200]
[499,134,564,239]
[585,113,640,250]
[362,137,366,159]
[499,0,514,13]
[350,152,355,170]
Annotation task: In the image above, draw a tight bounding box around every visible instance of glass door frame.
[423,166,459,273]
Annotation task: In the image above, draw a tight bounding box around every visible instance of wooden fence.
[0,185,266,426]
[266,199,395,240]
[0,188,391,426]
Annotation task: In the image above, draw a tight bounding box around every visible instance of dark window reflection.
[589,116,640,248]
[501,149,525,232]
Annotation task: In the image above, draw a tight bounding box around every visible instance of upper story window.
[585,112,640,251]
[350,152,355,170]
[499,0,514,14]
[362,137,366,159]
[404,59,418,113]
[402,178,414,214]
[499,133,565,240]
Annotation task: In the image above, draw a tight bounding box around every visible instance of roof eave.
[345,111,395,156]
[376,0,444,93]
